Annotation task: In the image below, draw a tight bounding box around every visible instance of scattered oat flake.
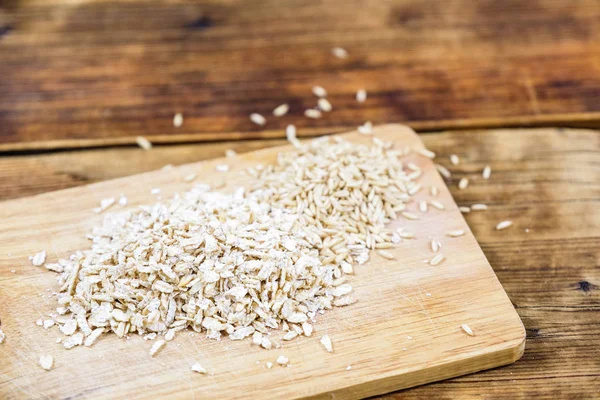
[358,121,373,135]
[266,362,273,369]
[39,355,54,371]
[118,195,128,206]
[276,355,289,366]
[173,113,183,127]
[496,220,513,230]
[84,328,104,347]
[446,230,465,237]
[417,148,436,159]
[430,253,445,266]
[483,165,491,179]
[332,47,348,59]
[461,324,474,336]
[312,85,327,98]
[346,365,352,371]
[43,320,55,330]
[225,149,237,157]
[320,335,333,353]
[273,104,289,117]
[183,173,196,182]
[356,89,367,103]
[450,154,460,165]
[151,188,161,195]
[30,251,46,267]
[216,164,229,172]
[459,206,471,214]
[250,113,266,126]
[305,109,322,119]
[136,136,153,150]
[318,98,332,112]
[149,340,166,357]
[458,178,469,190]
[191,362,208,374]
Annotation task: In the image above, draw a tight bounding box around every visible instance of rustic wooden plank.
[0,127,598,398]
[0,125,525,399]
[2,1,600,150]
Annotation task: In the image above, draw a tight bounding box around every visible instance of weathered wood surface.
[0,127,598,398]
[3,1,600,150]
[0,125,525,399]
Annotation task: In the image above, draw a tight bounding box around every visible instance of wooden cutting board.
[0,124,525,399]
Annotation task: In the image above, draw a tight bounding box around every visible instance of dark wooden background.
[0,0,599,398]
[2,0,600,150]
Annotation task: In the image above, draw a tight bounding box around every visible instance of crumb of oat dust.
[41,135,423,354]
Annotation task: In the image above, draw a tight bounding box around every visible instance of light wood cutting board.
[0,124,525,399]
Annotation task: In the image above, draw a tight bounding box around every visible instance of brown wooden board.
[0,125,525,399]
[2,1,600,150]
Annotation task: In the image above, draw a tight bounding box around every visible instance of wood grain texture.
[0,125,525,399]
[0,127,598,398]
[3,0,600,150]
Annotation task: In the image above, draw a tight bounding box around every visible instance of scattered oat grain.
[332,47,348,59]
[250,113,266,126]
[312,86,327,98]
[450,154,459,165]
[471,204,488,211]
[304,109,322,119]
[30,251,46,267]
[458,178,469,190]
[318,98,332,112]
[496,220,513,230]
[356,89,367,103]
[273,104,289,117]
[430,254,445,266]
[417,148,436,159]
[136,136,153,150]
[446,230,465,237]
[435,164,451,179]
[461,324,474,336]
[483,165,491,179]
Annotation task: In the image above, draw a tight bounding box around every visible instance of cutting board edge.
[309,332,526,400]
[0,124,417,211]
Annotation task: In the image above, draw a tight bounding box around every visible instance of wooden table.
[1,0,599,398]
